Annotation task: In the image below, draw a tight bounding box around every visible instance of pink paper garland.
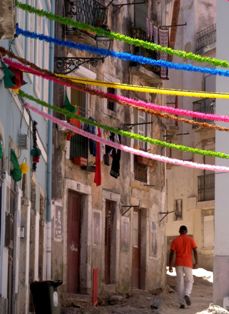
[25,103,229,173]
[4,58,229,123]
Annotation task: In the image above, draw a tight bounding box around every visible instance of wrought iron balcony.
[195,24,216,54]
[65,0,107,34]
[129,27,161,76]
[198,173,215,202]
[192,98,215,127]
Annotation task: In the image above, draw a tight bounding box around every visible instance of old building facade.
[51,0,170,302]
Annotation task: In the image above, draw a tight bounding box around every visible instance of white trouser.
[175,266,194,304]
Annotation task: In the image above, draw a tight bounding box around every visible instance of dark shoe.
[180,304,185,309]
[184,295,191,306]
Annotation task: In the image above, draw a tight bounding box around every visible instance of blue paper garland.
[16,25,229,78]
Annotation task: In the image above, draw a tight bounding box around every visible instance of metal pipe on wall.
[46,0,55,280]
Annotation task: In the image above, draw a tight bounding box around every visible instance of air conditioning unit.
[18,134,28,149]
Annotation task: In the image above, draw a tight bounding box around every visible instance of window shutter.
[70,134,88,159]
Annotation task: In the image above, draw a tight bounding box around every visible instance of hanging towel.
[104,133,121,178]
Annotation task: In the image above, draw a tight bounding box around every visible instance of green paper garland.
[16,1,229,68]
[10,149,22,182]
[19,90,229,160]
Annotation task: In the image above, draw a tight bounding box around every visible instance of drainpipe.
[46,0,55,280]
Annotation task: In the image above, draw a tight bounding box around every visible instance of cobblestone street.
[62,271,215,314]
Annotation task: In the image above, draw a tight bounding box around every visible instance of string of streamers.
[2,47,223,132]
[15,26,229,78]
[57,74,229,100]
[1,45,228,101]
[16,1,229,68]
[25,102,229,173]
[18,90,229,160]
[5,57,229,123]
[2,53,229,132]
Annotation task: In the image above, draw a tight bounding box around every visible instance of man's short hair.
[179,225,188,234]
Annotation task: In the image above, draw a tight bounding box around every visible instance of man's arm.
[193,248,198,269]
[168,250,174,272]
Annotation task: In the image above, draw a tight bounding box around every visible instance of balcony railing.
[130,27,161,76]
[198,173,215,202]
[195,24,216,54]
[65,0,107,34]
[192,98,215,127]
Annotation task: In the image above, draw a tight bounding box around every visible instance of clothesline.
[25,103,229,173]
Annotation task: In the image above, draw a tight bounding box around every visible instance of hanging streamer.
[57,75,229,100]
[15,26,229,78]
[4,57,229,123]
[18,90,229,160]
[24,102,229,173]
[1,46,227,131]
[1,46,228,101]
[15,0,229,68]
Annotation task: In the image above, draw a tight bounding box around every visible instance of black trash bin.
[30,280,62,314]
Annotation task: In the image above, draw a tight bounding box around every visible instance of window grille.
[198,173,215,201]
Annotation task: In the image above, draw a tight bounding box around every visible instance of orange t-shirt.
[170,235,197,268]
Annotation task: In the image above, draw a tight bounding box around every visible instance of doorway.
[132,209,141,289]
[104,200,116,284]
[67,190,82,293]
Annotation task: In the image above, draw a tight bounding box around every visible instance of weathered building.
[165,0,216,270]
[51,0,169,303]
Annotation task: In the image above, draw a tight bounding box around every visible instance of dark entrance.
[67,190,82,293]
[132,209,141,289]
[104,200,116,284]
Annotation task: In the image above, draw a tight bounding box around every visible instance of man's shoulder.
[171,236,180,245]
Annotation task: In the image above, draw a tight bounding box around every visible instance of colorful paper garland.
[15,0,229,68]
[25,103,229,173]
[18,90,229,160]
[15,26,229,79]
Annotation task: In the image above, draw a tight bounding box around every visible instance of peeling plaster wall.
[52,0,167,297]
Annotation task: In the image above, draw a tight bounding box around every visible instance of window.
[70,88,88,164]
[193,98,215,125]
[134,110,150,183]
[198,173,215,201]
[134,156,148,183]
[107,87,116,111]
[71,88,87,117]
[134,110,149,151]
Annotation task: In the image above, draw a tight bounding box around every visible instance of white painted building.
[165,0,216,270]
[214,0,229,306]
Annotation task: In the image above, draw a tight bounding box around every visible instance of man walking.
[168,225,198,309]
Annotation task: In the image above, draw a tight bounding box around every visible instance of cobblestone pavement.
[62,274,214,314]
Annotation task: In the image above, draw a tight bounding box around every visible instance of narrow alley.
[62,270,216,314]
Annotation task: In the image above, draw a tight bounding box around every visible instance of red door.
[132,210,141,289]
[104,200,115,284]
[67,190,82,293]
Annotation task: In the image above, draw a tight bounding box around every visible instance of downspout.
[46,0,55,279]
